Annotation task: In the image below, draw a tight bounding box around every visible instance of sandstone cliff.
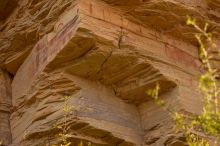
[0,0,220,146]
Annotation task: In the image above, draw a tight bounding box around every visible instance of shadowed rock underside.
[0,0,219,146]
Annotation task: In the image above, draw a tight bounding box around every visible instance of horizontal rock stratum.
[0,0,219,146]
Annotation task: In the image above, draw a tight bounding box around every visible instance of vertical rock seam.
[0,69,12,145]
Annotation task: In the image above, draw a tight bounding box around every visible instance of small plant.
[52,96,74,146]
[149,16,220,146]
[147,83,165,107]
[50,96,93,146]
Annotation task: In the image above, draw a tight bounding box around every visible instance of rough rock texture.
[0,0,220,146]
[0,69,12,145]
[0,0,17,21]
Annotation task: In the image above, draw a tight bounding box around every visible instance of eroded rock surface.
[0,69,12,145]
[0,0,219,146]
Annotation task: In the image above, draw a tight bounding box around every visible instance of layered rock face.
[0,0,220,146]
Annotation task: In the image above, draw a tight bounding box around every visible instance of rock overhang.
[2,0,219,145]
[1,0,220,75]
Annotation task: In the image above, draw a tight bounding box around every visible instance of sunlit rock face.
[0,0,219,146]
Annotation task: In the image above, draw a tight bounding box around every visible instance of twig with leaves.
[149,16,220,146]
[52,96,74,146]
